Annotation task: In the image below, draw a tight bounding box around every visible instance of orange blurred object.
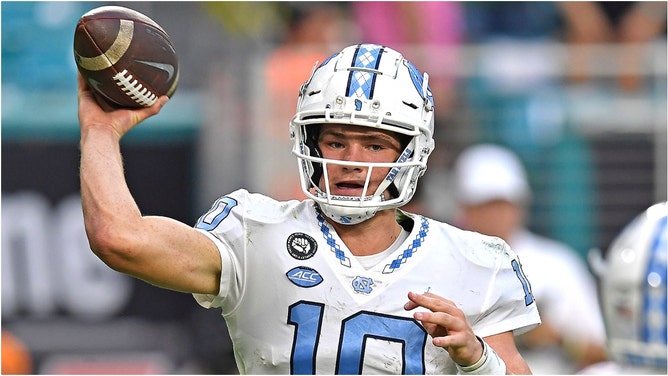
[2,330,33,374]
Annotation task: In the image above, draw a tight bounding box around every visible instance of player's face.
[458,200,524,242]
[316,123,403,197]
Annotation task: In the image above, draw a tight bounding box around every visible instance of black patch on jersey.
[287,232,318,260]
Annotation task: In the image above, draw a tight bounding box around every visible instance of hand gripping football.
[73,6,179,108]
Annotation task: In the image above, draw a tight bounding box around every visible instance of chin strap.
[316,196,381,225]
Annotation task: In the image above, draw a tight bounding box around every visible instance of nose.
[341,144,364,170]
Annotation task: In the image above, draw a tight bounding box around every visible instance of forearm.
[80,127,142,259]
[75,83,218,292]
[484,333,532,375]
[79,126,223,294]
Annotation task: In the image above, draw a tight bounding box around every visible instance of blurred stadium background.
[2,1,666,374]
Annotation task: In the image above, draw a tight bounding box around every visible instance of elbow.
[85,221,136,273]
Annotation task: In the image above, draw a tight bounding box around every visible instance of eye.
[328,141,344,149]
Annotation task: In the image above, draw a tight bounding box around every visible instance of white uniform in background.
[193,189,541,374]
[453,143,607,374]
[509,228,606,374]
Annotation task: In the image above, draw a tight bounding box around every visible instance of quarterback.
[78,43,541,374]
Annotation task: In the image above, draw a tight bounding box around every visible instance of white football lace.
[113,69,158,107]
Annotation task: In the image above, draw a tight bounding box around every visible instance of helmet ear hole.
[387,184,400,199]
[398,133,412,150]
[305,124,323,186]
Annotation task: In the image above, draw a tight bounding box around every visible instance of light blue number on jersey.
[195,197,238,231]
[288,301,427,374]
[511,259,535,306]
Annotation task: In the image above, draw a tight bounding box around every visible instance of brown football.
[73,6,179,108]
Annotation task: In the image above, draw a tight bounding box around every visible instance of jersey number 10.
[288,300,428,374]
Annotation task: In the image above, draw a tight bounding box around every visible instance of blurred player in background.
[259,2,353,201]
[453,143,607,373]
[78,43,540,374]
[580,201,667,374]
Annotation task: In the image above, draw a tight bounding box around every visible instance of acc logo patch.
[287,233,318,260]
[287,266,323,288]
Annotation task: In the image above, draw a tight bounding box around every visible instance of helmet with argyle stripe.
[591,202,667,369]
[290,43,435,224]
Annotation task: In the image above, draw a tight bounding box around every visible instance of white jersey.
[193,189,541,374]
[509,229,607,374]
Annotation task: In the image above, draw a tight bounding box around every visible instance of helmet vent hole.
[402,101,418,109]
[308,90,321,96]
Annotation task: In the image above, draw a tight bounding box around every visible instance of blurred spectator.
[264,2,354,130]
[453,144,608,374]
[459,2,598,254]
[255,2,355,200]
[558,1,668,91]
[1,330,33,374]
[351,1,464,117]
[580,202,667,374]
[350,1,466,215]
[200,1,286,43]
[463,1,562,42]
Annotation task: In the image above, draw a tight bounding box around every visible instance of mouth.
[331,181,367,196]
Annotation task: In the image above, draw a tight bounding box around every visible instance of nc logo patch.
[287,266,323,288]
[352,276,374,294]
[287,233,317,260]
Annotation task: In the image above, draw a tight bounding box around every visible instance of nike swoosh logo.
[135,60,176,81]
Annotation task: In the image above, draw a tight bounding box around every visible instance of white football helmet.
[290,43,435,225]
[589,202,667,369]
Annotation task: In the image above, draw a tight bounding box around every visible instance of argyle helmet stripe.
[643,214,667,344]
[346,44,384,100]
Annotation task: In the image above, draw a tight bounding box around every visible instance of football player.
[452,143,608,373]
[580,202,667,374]
[78,43,541,374]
